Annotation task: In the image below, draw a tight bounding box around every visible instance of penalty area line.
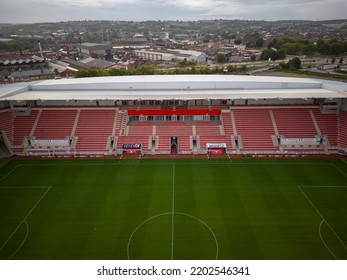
[0,165,20,182]
[330,163,347,179]
[7,220,30,260]
[0,186,52,251]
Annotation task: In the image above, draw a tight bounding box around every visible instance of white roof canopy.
[1,75,347,101]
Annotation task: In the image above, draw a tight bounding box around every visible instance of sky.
[0,0,346,23]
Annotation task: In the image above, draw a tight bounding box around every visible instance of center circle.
[127,212,218,260]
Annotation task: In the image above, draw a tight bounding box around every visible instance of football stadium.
[0,74,347,260]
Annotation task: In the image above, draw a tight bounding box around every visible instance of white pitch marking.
[0,186,51,251]
[0,165,20,182]
[330,163,347,178]
[319,220,339,260]
[7,220,30,260]
[298,186,347,250]
[171,163,175,260]
[127,212,219,260]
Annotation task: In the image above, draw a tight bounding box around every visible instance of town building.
[79,43,112,57]
[134,49,206,64]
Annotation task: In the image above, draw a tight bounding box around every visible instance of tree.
[330,43,343,55]
[234,38,242,45]
[255,37,264,48]
[215,53,227,63]
[227,65,237,72]
[318,42,333,55]
[280,42,301,55]
[302,44,317,56]
[280,57,301,70]
[134,66,157,75]
[239,65,248,72]
[288,57,301,70]
[177,59,196,67]
[316,39,325,48]
[260,48,285,61]
[0,37,38,52]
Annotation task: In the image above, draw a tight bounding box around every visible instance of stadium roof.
[0,75,347,101]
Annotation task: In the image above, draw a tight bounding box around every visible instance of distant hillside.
[322,22,347,29]
[318,19,347,29]
[0,19,346,44]
[317,19,347,24]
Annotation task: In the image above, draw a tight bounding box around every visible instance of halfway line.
[171,163,175,260]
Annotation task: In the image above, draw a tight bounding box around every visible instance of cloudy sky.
[1,0,346,23]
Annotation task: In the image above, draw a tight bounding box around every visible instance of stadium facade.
[0,75,347,156]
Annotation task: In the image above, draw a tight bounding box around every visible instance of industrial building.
[78,43,112,57]
[134,49,206,64]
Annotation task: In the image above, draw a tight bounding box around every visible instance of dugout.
[122,143,142,154]
[206,143,227,155]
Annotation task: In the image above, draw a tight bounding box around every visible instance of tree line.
[260,38,347,60]
[0,38,39,53]
[74,64,249,78]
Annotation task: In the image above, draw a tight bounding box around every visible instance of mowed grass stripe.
[121,164,173,260]
[174,162,217,259]
[239,164,294,259]
[211,164,262,259]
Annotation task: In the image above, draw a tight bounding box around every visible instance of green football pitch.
[0,158,347,260]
